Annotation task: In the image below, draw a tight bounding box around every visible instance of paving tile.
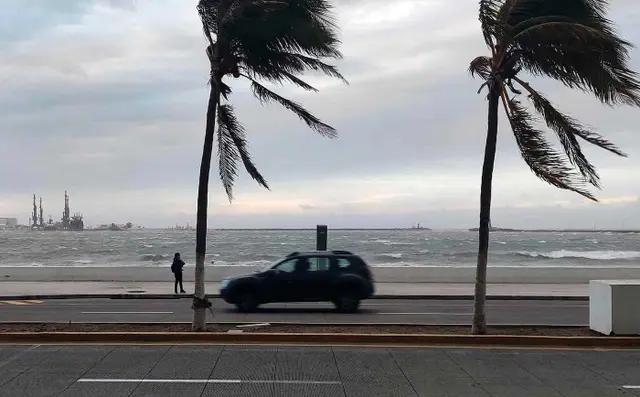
[481,384,564,397]
[146,346,222,379]
[333,349,416,396]
[130,383,206,397]
[202,383,345,397]
[210,347,277,380]
[341,381,417,397]
[562,350,640,384]
[0,373,78,397]
[507,350,609,386]
[399,375,490,397]
[0,346,30,363]
[0,346,59,373]
[444,349,533,379]
[390,348,470,377]
[83,346,169,377]
[275,347,340,381]
[553,385,638,397]
[30,347,113,375]
[58,381,138,397]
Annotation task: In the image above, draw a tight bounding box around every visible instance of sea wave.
[516,250,640,260]
[378,253,403,259]
[140,254,169,262]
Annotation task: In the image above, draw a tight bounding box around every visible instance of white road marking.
[622,386,640,389]
[378,312,472,316]
[236,323,271,328]
[78,379,342,385]
[80,312,173,314]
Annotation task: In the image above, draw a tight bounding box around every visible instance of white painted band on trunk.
[78,379,342,385]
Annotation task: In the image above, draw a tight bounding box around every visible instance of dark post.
[316,225,328,251]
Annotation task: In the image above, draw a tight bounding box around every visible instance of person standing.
[171,252,186,294]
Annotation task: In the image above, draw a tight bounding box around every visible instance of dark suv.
[220,250,375,313]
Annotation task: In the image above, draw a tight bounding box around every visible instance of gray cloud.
[1,0,640,228]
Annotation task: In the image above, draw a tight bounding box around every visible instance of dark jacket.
[171,258,185,273]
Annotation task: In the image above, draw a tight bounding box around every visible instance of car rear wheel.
[235,292,258,313]
[334,293,360,313]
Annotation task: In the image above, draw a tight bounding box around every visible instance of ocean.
[0,229,639,269]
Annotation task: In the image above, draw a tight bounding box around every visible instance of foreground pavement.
[1,344,639,396]
[0,281,588,298]
[0,298,588,325]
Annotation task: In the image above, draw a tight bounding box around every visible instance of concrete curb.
[0,332,637,348]
[0,294,588,301]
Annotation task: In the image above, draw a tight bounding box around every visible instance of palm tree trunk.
[192,80,221,332]
[472,84,500,335]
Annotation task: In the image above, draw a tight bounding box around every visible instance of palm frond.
[513,77,626,187]
[197,0,221,40]
[248,78,337,138]
[494,0,640,106]
[241,51,347,85]
[226,0,343,59]
[503,95,597,200]
[479,0,502,49]
[216,104,241,201]
[469,56,493,80]
[217,104,269,199]
[278,71,318,91]
[221,0,287,28]
[503,0,611,29]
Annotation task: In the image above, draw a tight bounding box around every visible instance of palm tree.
[468,0,640,334]
[192,0,346,331]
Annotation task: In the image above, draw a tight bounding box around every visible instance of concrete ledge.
[3,265,639,283]
[0,294,588,301]
[1,332,639,348]
[0,321,588,327]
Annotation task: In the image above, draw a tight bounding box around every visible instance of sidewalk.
[0,281,588,300]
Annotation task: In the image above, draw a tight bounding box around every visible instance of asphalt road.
[1,344,640,396]
[0,298,588,325]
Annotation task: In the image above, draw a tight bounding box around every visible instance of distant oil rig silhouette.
[29,191,84,231]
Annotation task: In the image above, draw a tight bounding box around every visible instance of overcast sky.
[1,0,639,229]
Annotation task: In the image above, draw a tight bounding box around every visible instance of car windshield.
[262,260,283,271]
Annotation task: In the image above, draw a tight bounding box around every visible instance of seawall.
[1,266,639,284]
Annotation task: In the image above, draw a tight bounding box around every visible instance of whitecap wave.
[517,250,640,260]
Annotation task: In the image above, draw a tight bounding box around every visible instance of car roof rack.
[331,250,353,255]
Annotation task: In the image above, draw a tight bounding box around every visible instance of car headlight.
[220,278,231,289]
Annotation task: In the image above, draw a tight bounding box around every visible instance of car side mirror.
[266,269,279,277]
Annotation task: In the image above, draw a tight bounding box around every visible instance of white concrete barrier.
[589,280,640,336]
[0,266,639,284]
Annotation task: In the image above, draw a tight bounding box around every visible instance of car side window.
[336,258,351,269]
[274,259,297,273]
[306,258,318,271]
[313,257,331,271]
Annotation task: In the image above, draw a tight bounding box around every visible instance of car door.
[299,256,332,301]
[263,258,297,302]
[284,257,315,302]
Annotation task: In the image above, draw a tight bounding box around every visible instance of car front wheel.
[235,292,258,313]
[334,293,360,313]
